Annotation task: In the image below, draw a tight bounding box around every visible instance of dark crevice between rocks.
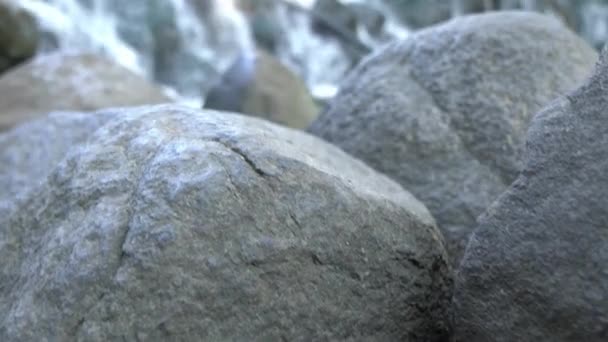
[401,252,452,342]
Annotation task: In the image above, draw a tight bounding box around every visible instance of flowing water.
[18,0,255,105]
[12,0,608,107]
[16,0,404,106]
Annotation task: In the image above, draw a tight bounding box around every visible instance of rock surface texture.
[453,48,608,342]
[0,110,117,207]
[0,105,451,341]
[0,52,171,131]
[308,11,597,266]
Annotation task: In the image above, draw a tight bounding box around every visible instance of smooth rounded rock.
[308,11,597,266]
[0,105,451,341]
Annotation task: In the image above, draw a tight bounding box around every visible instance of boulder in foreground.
[1,105,451,341]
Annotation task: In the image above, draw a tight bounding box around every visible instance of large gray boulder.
[452,49,608,341]
[0,105,452,341]
[308,11,597,266]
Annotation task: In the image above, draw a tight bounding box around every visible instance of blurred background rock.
[0,0,39,74]
[1,0,607,121]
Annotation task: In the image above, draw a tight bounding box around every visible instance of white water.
[18,0,253,106]
[15,0,605,107]
[19,0,145,74]
[14,0,411,107]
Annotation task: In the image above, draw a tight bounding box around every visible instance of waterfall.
[17,0,253,106]
[16,0,391,106]
[581,2,608,49]
[12,0,607,107]
[19,0,143,74]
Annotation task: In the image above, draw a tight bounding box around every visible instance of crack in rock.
[210,138,270,178]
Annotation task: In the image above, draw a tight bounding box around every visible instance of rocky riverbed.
[1,1,608,341]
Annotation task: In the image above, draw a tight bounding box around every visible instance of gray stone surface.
[308,11,597,266]
[0,51,171,132]
[0,110,117,208]
[0,105,451,341]
[453,48,608,342]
